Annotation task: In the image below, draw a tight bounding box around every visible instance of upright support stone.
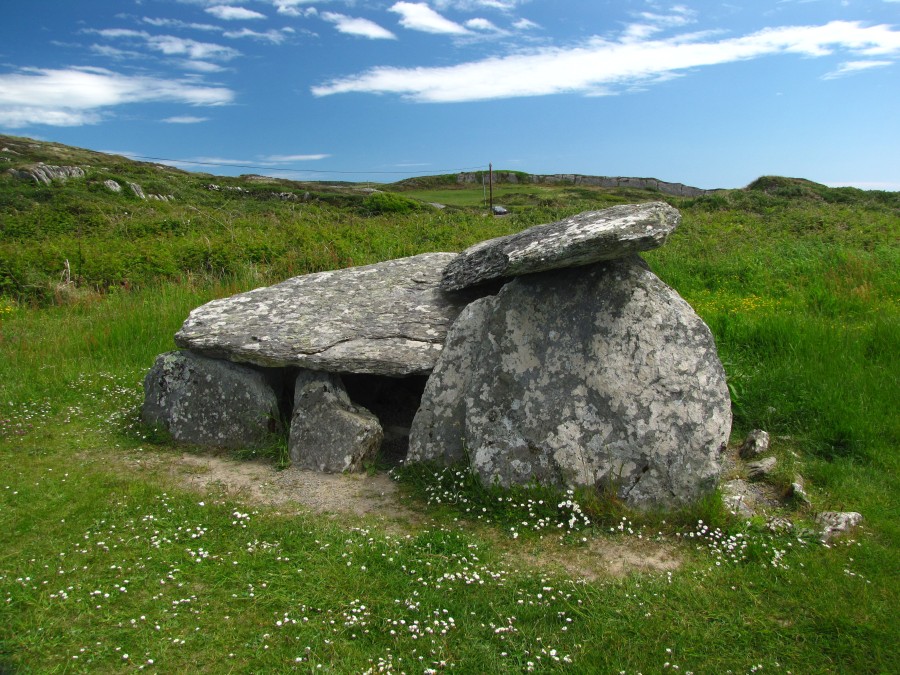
[289,370,383,473]
[142,350,280,449]
[411,255,732,510]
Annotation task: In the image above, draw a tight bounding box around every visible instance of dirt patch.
[124,449,682,578]
[514,537,681,581]
[166,452,423,524]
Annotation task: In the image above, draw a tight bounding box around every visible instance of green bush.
[362,191,422,215]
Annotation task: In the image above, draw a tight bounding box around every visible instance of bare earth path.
[125,449,683,580]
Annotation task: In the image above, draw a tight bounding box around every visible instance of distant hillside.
[394,171,718,198]
[2,133,898,306]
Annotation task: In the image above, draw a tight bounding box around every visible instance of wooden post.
[489,162,493,212]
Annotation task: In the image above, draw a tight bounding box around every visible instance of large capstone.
[409,255,732,510]
[440,202,680,291]
[175,253,469,376]
[142,350,280,449]
[289,370,382,473]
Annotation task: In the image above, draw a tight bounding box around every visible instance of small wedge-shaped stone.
[175,253,468,376]
[440,202,680,291]
[289,370,382,473]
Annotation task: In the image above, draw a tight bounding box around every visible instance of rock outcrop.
[142,351,280,449]
[175,253,470,376]
[410,255,731,510]
[8,163,85,185]
[440,202,679,291]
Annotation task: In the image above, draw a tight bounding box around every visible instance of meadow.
[1,135,898,673]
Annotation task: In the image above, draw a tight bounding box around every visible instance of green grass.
[1,136,899,672]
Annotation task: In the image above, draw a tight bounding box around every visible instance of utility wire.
[127,154,488,176]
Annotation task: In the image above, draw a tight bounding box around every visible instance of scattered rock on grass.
[816,511,863,543]
[739,429,770,459]
[746,456,777,480]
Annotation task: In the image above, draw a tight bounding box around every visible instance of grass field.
[1,136,898,673]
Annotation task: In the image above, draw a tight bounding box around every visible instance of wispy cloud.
[206,6,267,21]
[223,27,295,43]
[322,12,397,40]
[270,0,318,17]
[263,153,330,161]
[0,66,234,128]
[91,29,241,63]
[433,0,528,10]
[313,20,900,102]
[162,115,210,123]
[465,18,506,33]
[142,17,221,32]
[389,2,471,35]
[822,59,894,78]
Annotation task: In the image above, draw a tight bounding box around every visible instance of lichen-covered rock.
[142,350,280,449]
[175,253,470,376]
[440,202,679,291]
[410,255,731,510]
[289,370,382,473]
[816,511,863,543]
[739,429,770,459]
[746,456,778,480]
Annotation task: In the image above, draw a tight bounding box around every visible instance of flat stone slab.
[440,202,680,291]
[175,253,468,376]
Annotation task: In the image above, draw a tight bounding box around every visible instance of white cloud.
[322,13,396,40]
[271,0,318,17]
[206,6,267,21]
[90,44,143,59]
[93,29,242,63]
[823,59,894,78]
[313,20,900,102]
[389,2,471,35]
[512,18,538,30]
[263,153,330,161]
[465,18,504,32]
[433,0,527,9]
[142,17,221,32]
[0,67,234,128]
[0,107,102,128]
[181,60,228,72]
[149,34,241,60]
[162,115,210,123]
[223,27,295,43]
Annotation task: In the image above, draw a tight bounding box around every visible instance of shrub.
[362,191,422,215]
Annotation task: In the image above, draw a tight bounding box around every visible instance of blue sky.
[1,0,898,189]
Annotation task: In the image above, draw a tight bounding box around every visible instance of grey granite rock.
[289,370,382,473]
[10,164,85,185]
[104,179,122,193]
[739,429,770,459]
[440,202,680,291]
[816,511,863,543]
[746,456,778,480]
[175,253,470,376]
[410,255,732,510]
[142,350,280,449]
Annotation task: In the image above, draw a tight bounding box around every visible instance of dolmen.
[143,202,732,510]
